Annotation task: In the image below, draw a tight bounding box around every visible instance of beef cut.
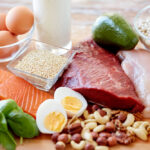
[56,39,144,112]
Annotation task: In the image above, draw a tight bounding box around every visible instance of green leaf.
[0,132,16,150]
[0,112,16,150]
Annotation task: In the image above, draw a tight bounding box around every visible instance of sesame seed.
[15,49,67,79]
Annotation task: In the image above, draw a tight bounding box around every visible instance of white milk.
[33,0,71,50]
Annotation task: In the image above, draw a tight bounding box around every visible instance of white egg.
[54,87,88,117]
[36,99,67,134]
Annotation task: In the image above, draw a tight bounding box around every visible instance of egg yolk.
[44,112,66,132]
[61,96,82,113]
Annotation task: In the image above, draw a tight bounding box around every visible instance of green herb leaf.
[0,112,16,150]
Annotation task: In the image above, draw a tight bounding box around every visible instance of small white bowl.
[134,5,150,49]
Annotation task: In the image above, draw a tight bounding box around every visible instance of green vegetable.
[0,99,22,117]
[92,14,139,53]
[0,112,16,150]
[7,110,39,138]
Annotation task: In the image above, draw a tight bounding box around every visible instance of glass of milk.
[33,0,71,53]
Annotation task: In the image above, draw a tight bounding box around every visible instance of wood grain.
[0,0,150,150]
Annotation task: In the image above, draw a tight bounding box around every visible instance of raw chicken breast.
[118,50,150,118]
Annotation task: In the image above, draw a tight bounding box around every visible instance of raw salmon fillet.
[0,69,52,117]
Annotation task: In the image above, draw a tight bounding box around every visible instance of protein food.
[6,6,34,35]
[0,99,39,150]
[0,31,18,58]
[118,50,150,118]
[56,39,144,113]
[92,14,139,53]
[15,49,67,79]
[36,87,88,133]
[36,100,67,134]
[51,104,150,150]
[54,87,88,117]
[0,69,52,117]
[0,13,8,30]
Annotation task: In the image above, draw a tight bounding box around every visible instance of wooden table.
[0,0,150,150]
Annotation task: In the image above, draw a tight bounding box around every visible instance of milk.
[33,0,71,50]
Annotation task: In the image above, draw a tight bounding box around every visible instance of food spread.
[0,2,150,150]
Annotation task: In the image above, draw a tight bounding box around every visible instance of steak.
[56,39,144,112]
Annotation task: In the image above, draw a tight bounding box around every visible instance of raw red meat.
[56,39,144,112]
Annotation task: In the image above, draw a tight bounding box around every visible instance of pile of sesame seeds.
[137,18,150,37]
[15,49,67,79]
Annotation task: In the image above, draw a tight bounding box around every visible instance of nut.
[84,143,95,150]
[68,123,82,135]
[58,134,69,144]
[71,134,82,143]
[95,146,109,150]
[55,141,66,150]
[99,132,111,138]
[84,119,96,124]
[105,122,115,132]
[107,136,117,146]
[96,137,107,146]
[81,128,93,141]
[118,112,127,123]
[71,140,86,150]
[85,122,97,130]
[91,132,99,140]
[92,105,99,112]
[123,113,135,127]
[84,110,89,119]
[115,131,135,145]
[93,125,105,133]
[98,109,107,117]
[51,133,60,143]
[94,111,110,124]
[127,121,150,141]
[87,114,95,119]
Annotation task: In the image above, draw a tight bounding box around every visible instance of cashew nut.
[83,110,89,119]
[95,146,109,150]
[127,121,149,141]
[94,111,110,124]
[102,108,112,117]
[123,113,135,127]
[88,114,95,119]
[71,140,86,150]
[84,119,96,123]
[93,125,105,133]
[81,121,85,128]
[85,122,97,130]
[81,128,93,142]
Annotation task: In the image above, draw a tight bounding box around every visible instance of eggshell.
[0,13,8,31]
[6,6,34,35]
[0,31,19,58]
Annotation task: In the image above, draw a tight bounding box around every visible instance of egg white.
[54,87,88,117]
[36,99,67,134]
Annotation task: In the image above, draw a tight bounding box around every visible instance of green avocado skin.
[92,14,139,52]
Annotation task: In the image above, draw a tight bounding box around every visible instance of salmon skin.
[0,69,52,117]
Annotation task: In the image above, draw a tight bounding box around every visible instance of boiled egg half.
[55,87,88,117]
[36,100,67,134]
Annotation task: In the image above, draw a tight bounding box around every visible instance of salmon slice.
[0,69,52,117]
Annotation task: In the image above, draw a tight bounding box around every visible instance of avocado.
[92,14,139,53]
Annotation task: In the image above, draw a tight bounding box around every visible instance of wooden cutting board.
[1,0,150,149]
